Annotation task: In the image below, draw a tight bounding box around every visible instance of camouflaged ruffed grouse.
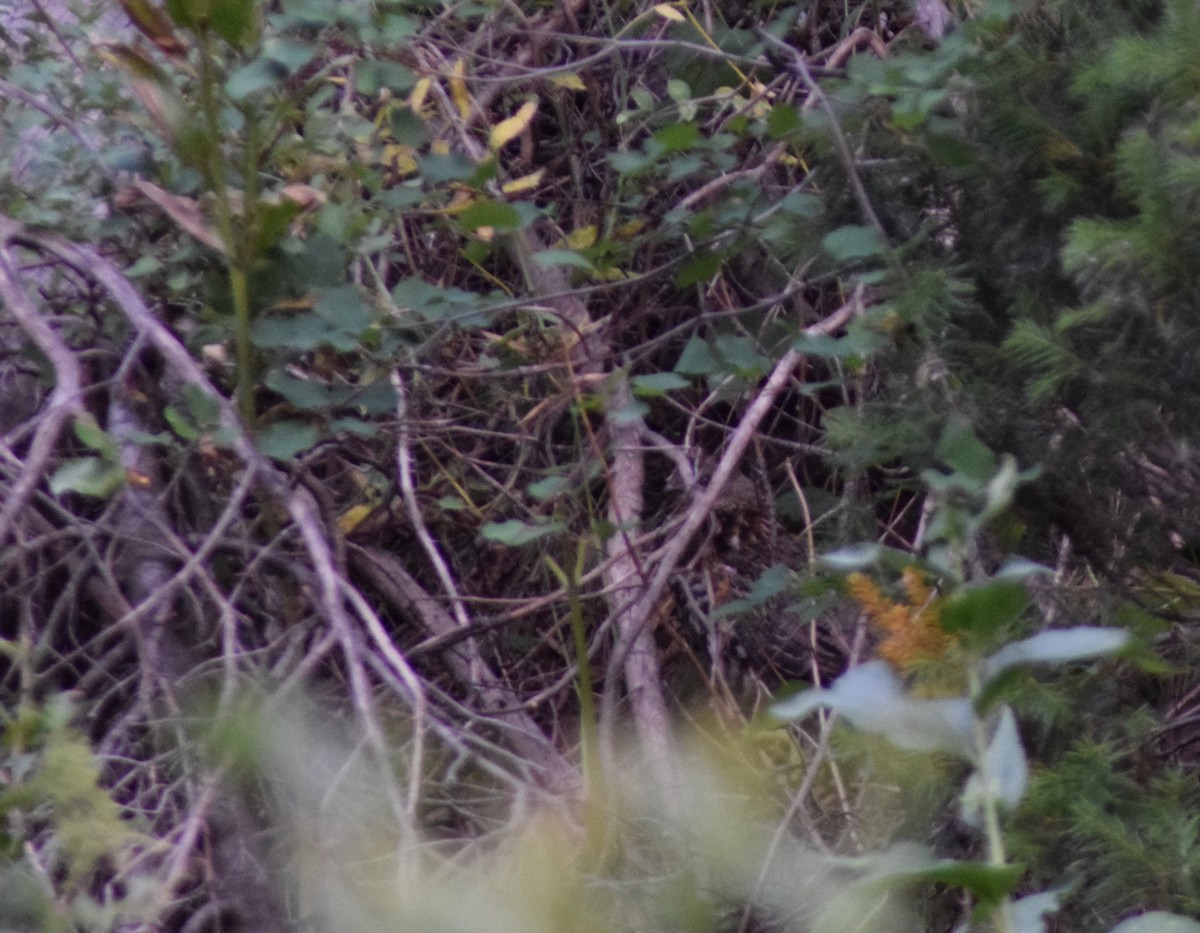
[672,474,855,694]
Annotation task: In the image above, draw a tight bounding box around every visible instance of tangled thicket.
[2,0,1200,930]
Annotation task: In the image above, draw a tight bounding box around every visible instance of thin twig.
[391,368,478,666]
[755,27,889,242]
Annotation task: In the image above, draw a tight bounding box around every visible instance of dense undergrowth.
[1,0,1199,930]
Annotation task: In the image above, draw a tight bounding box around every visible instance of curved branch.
[0,227,86,549]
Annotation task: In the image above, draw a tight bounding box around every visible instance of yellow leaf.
[125,469,152,488]
[338,504,375,535]
[501,170,545,194]
[489,99,539,151]
[564,225,598,250]
[409,76,432,113]
[265,296,315,313]
[449,59,472,121]
[614,219,646,240]
[551,73,586,91]
[383,144,419,176]
[437,191,477,216]
[652,3,685,21]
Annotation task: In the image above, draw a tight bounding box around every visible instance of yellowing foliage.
[846,568,955,672]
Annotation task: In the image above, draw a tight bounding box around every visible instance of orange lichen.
[846,568,956,672]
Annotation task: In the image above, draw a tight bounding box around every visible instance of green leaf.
[251,313,339,350]
[652,122,701,151]
[609,149,656,175]
[673,336,721,375]
[766,103,801,138]
[457,199,522,233]
[996,558,1052,580]
[1010,890,1065,933]
[527,476,571,500]
[263,37,316,71]
[329,418,377,437]
[960,707,1027,828]
[73,416,118,459]
[49,458,126,499]
[209,0,257,46]
[778,190,821,217]
[984,455,1039,521]
[480,519,565,546]
[631,372,690,396]
[939,579,1029,640]
[713,334,769,376]
[982,627,1130,682]
[822,224,885,261]
[256,420,319,460]
[770,660,975,755]
[224,56,284,100]
[793,330,884,358]
[419,152,479,184]
[314,285,373,334]
[251,199,303,256]
[183,384,220,429]
[264,371,357,410]
[390,278,493,324]
[935,420,996,482]
[820,544,882,571]
[609,395,649,425]
[164,406,200,440]
[389,109,428,148]
[355,60,416,96]
[1110,914,1200,933]
[162,0,255,41]
[532,249,594,270]
[353,380,400,414]
[674,252,722,287]
[666,79,690,102]
[164,0,200,28]
[378,12,419,41]
[126,255,162,277]
[899,860,1024,903]
[316,201,358,243]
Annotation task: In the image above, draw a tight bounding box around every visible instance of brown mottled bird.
[673,474,853,697]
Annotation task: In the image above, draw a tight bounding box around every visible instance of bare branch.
[0,230,86,548]
[350,543,578,794]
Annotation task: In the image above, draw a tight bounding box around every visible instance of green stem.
[546,550,599,788]
[196,28,256,427]
[969,667,1016,933]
